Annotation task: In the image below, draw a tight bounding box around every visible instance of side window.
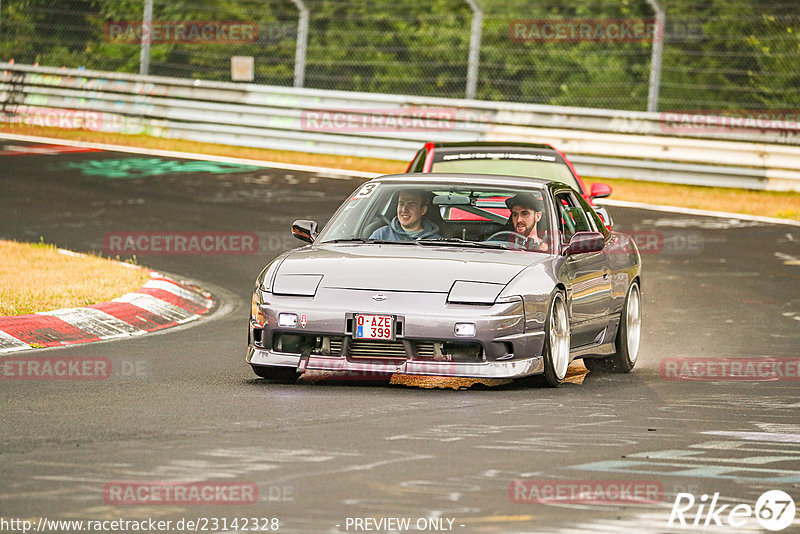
[554,191,592,242]
[576,195,610,237]
[358,190,396,238]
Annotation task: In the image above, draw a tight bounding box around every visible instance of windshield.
[316,181,554,253]
[429,150,582,192]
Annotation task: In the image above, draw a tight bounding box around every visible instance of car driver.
[505,193,549,252]
[370,189,442,241]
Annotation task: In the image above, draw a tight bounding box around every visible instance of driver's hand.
[524,236,548,251]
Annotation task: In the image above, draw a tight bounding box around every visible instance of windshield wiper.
[417,238,508,250]
[323,238,419,245]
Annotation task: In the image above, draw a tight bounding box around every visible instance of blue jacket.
[369,217,442,241]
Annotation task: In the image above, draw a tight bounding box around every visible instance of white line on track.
[3,132,799,226]
[597,199,800,227]
[0,132,377,179]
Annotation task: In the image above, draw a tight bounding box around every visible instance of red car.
[406,141,614,225]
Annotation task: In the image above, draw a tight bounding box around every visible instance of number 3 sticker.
[354,183,378,198]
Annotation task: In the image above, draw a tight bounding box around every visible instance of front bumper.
[247,346,543,379]
[247,288,546,379]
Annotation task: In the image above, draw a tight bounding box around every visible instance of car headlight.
[447,280,505,305]
[272,274,323,297]
[251,291,268,328]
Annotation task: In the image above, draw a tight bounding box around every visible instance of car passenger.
[370,189,442,241]
[505,193,549,252]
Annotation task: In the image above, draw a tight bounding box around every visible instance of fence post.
[646,0,665,112]
[139,0,153,75]
[290,0,309,88]
[465,0,482,100]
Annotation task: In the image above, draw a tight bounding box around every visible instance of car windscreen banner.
[434,150,563,164]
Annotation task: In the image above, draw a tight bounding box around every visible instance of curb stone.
[0,270,214,353]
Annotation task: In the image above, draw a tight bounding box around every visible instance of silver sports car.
[247,173,642,387]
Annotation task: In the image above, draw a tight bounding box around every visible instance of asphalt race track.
[1,141,799,533]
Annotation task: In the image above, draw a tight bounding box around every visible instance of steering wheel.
[485,231,515,241]
[485,231,546,251]
[484,231,528,249]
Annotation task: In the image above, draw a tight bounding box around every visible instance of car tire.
[539,291,571,388]
[584,280,641,374]
[251,365,298,382]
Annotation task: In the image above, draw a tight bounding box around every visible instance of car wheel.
[584,280,641,373]
[251,365,298,382]
[541,291,570,387]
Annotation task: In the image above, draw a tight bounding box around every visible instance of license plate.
[353,314,394,340]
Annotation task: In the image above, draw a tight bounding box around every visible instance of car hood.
[273,243,548,293]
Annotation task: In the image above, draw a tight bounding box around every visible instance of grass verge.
[0,239,151,316]
[2,124,799,221]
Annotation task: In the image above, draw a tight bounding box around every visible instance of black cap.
[505,192,543,212]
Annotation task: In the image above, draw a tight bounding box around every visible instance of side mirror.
[590,182,612,199]
[566,231,605,255]
[291,220,318,243]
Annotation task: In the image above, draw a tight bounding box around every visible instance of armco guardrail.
[2,63,800,191]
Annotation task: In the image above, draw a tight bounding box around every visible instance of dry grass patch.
[3,124,799,221]
[0,240,151,316]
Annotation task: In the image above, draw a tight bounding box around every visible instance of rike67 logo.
[669,490,796,531]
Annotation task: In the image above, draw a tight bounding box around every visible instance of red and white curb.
[0,272,214,353]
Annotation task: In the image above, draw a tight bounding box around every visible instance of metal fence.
[1,0,798,112]
[3,63,800,191]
